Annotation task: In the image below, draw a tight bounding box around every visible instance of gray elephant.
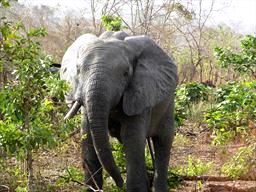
[61,31,178,192]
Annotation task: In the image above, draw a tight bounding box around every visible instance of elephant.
[60,31,178,192]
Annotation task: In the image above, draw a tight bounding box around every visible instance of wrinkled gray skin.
[61,31,178,192]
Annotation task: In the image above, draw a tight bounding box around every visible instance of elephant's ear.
[123,36,178,116]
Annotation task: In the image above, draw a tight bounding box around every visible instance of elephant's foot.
[127,185,150,192]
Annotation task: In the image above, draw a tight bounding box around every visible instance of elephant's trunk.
[85,74,123,187]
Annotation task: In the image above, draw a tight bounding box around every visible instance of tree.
[0,0,13,7]
[89,0,123,34]
[0,14,69,192]
[101,15,122,31]
[215,35,256,79]
[171,0,215,82]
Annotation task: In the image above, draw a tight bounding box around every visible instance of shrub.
[221,144,256,179]
[0,13,72,191]
[215,35,256,79]
[101,15,122,31]
[205,81,256,144]
[173,155,213,176]
[175,82,212,126]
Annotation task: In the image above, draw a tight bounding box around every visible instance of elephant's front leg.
[121,113,150,192]
[152,104,175,192]
[81,107,103,191]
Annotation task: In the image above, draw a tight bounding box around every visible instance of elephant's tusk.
[64,101,81,120]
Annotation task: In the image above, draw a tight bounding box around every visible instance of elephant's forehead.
[85,40,128,61]
[60,34,98,81]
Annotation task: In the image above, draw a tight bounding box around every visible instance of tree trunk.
[26,150,34,192]
[24,101,34,192]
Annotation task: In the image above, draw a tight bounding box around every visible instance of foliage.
[172,133,191,147]
[175,82,212,126]
[221,144,256,179]
[111,140,126,173]
[205,35,256,144]
[56,166,83,186]
[167,171,183,189]
[215,35,256,78]
[0,160,27,190]
[0,0,16,8]
[173,155,213,177]
[0,18,69,158]
[145,144,154,171]
[173,2,194,20]
[205,81,256,145]
[0,11,74,191]
[101,15,122,31]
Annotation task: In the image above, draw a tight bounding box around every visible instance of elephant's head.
[61,31,178,187]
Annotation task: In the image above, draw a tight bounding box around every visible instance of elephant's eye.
[123,67,131,77]
[123,71,129,77]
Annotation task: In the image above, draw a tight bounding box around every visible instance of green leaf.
[0,0,10,8]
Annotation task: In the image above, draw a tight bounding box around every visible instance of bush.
[172,155,213,176]
[221,144,256,179]
[205,81,256,144]
[0,13,73,191]
[101,15,122,31]
[215,35,256,79]
[175,82,212,126]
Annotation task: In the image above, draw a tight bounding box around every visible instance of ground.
[171,121,256,192]
[0,121,256,192]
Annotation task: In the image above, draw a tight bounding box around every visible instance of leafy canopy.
[0,0,14,8]
[215,35,256,78]
[101,15,122,31]
[0,17,69,158]
[205,81,256,145]
[175,82,212,126]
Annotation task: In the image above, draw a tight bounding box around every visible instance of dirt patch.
[170,121,256,191]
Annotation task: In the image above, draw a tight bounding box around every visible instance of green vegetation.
[175,82,212,126]
[1,1,256,191]
[172,34,256,186]
[215,35,256,78]
[221,144,256,179]
[0,0,14,8]
[101,15,122,31]
[205,81,256,144]
[0,21,67,156]
[0,11,76,192]
[56,166,84,187]
[173,155,213,177]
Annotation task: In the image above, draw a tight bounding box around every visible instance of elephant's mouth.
[64,100,82,120]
